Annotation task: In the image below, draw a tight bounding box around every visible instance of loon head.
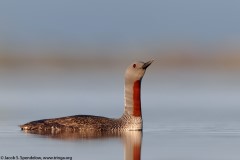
[125,60,154,82]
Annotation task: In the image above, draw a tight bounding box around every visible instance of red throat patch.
[133,80,141,116]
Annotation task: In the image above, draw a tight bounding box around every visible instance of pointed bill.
[142,59,154,69]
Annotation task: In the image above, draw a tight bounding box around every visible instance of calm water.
[1,68,240,160]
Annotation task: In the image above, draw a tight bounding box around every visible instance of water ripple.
[144,122,240,136]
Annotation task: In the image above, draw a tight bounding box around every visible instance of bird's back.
[20,115,122,131]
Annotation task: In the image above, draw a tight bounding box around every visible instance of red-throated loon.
[20,60,153,131]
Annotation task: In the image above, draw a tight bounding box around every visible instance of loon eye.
[133,64,136,68]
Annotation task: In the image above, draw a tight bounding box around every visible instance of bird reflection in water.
[22,130,142,160]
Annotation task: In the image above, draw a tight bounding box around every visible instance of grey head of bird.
[125,60,154,82]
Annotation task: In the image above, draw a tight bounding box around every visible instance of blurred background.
[1,0,240,124]
[2,1,240,159]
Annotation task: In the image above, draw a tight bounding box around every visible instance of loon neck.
[124,79,142,117]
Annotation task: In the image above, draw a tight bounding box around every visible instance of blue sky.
[0,0,240,55]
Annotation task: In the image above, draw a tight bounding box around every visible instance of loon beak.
[142,60,154,69]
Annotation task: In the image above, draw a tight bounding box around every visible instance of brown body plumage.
[20,113,141,131]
